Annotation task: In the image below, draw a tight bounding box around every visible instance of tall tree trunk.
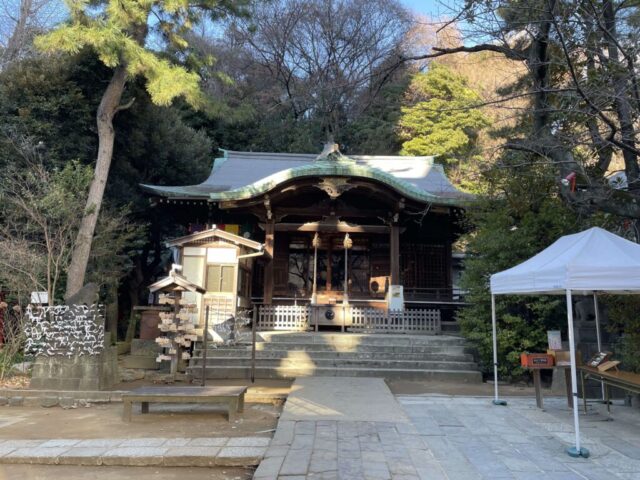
[1,0,32,68]
[602,0,640,186]
[65,66,127,299]
[531,0,555,138]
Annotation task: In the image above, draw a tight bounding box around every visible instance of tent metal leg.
[491,294,507,406]
[593,294,606,401]
[566,290,589,459]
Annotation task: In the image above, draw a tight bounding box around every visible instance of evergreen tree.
[35,0,248,298]
[457,152,611,379]
[398,63,489,191]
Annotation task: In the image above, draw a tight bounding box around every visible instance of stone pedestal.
[30,346,118,391]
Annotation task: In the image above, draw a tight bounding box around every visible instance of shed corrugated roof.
[141,149,471,206]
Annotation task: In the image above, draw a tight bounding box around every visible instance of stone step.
[187,365,483,382]
[198,343,472,355]
[0,436,268,467]
[190,349,474,362]
[121,355,159,370]
[253,332,468,347]
[188,356,479,371]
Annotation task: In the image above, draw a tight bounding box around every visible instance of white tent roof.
[490,227,640,295]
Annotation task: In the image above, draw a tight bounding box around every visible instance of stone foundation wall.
[30,346,118,391]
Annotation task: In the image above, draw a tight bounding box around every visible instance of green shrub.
[457,155,600,380]
[602,296,640,373]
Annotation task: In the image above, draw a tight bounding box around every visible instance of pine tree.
[35,0,247,298]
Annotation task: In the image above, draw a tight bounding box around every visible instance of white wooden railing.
[257,305,310,331]
[255,304,440,334]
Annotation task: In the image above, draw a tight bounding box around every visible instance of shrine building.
[141,144,470,333]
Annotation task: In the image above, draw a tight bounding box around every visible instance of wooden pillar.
[326,238,333,292]
[390,224,400,285]
[263,220,275,304]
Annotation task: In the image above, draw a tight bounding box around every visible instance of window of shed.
[206,265,234,292]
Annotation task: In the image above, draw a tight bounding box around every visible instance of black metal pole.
[201,305,209,387]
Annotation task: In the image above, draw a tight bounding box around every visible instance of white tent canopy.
[491,227,640,295]
[489,227,640,458]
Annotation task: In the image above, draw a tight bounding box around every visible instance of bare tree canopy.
[0,0,63,68]
[402,1,640,221]
[228,0,412,137]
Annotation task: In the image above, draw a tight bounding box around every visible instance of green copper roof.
[141,149,471,206]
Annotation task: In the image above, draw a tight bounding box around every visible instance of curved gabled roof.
[141,149,472,206]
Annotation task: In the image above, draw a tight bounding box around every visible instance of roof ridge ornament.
[316,141,347,162]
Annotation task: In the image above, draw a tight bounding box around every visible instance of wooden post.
[390,224,400,285]
[311,233,319,304]
[251,306,257,383]
[201,305,209,387]
[263,220,275,304]
[171,290,181,378]
[326,239,333,292]
[533,369,543,409]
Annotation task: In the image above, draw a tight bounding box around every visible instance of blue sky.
[401,0,449,17]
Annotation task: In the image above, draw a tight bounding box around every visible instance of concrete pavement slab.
[281,377,409,423]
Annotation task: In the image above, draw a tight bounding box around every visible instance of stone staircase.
[187,332,482,382]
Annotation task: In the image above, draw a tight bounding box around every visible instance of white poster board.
[30,291,48,305]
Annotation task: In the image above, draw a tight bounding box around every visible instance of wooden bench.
[122,386,247,422]
[580,366,640,414]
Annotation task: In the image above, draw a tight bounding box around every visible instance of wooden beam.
[274,222,390,234]
[273,207,390,219]
[263,220,275,304]
[390,224,400,285]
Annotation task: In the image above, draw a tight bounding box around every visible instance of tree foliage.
[398,63,489,190]
[603,295,640,373]
[34,0,248,298]
[457,153,593,379]
[404,1,640,223]
[0,49,215,332]
[0,135,139,304]
[227,0,411,139]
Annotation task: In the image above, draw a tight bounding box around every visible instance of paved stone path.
[0,436,268,467]
[400,395,640,480]
[255,377,419,479]
[255,377,640,479]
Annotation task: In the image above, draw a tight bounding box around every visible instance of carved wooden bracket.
[314,177,355,199]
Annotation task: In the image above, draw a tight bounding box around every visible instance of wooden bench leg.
[141,402,149,414]
[123,400,132,422]
[238,393,245,413]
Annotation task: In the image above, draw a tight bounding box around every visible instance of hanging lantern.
[343,233,353,250]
